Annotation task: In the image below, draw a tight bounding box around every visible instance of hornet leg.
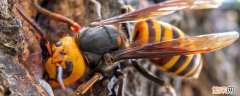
[70,73,103,96]
[108,65,124,96]
[132,60,167,86]
[133,60,177,96]
[117,74,124,96]
[115,65,124,96]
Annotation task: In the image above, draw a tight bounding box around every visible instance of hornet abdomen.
[132,20,202,79]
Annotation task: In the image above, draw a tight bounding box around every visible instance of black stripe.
[62,59,73,79]
[188,59,202,77]
[178,55,198,76]
[167,55,188,72]
[133,30,140,42]
[159,24,165,42]
[151,57,172,66]
[147,20,155,43]
[171,27,180,39]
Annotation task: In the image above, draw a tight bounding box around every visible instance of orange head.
[44,36,86,88]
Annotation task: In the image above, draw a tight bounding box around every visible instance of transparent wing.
[91,0,222,25]
[112,32,239,61]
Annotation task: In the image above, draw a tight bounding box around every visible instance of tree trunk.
[0,0,47,95]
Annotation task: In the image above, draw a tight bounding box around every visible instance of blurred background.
[17,0,240,96]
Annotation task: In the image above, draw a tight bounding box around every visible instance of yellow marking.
[158,21,173,41]
[173,55,194,74]
[160,55,181,71]
[152,20,161,42]
[154,21,185,72]
[184,54,202,78]
[132,21,149,46]
[191,60,203,79]
[175,27,185,38]
[45,58,57,79]
[163,24,173,41]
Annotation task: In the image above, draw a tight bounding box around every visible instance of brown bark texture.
[0,0,240,96]
[0,0,48,95]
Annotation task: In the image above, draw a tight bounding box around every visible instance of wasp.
[15,0,239,95]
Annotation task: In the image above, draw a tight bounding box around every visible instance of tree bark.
[0,0,47,95]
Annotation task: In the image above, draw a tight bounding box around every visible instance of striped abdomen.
[131,20,202,79]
